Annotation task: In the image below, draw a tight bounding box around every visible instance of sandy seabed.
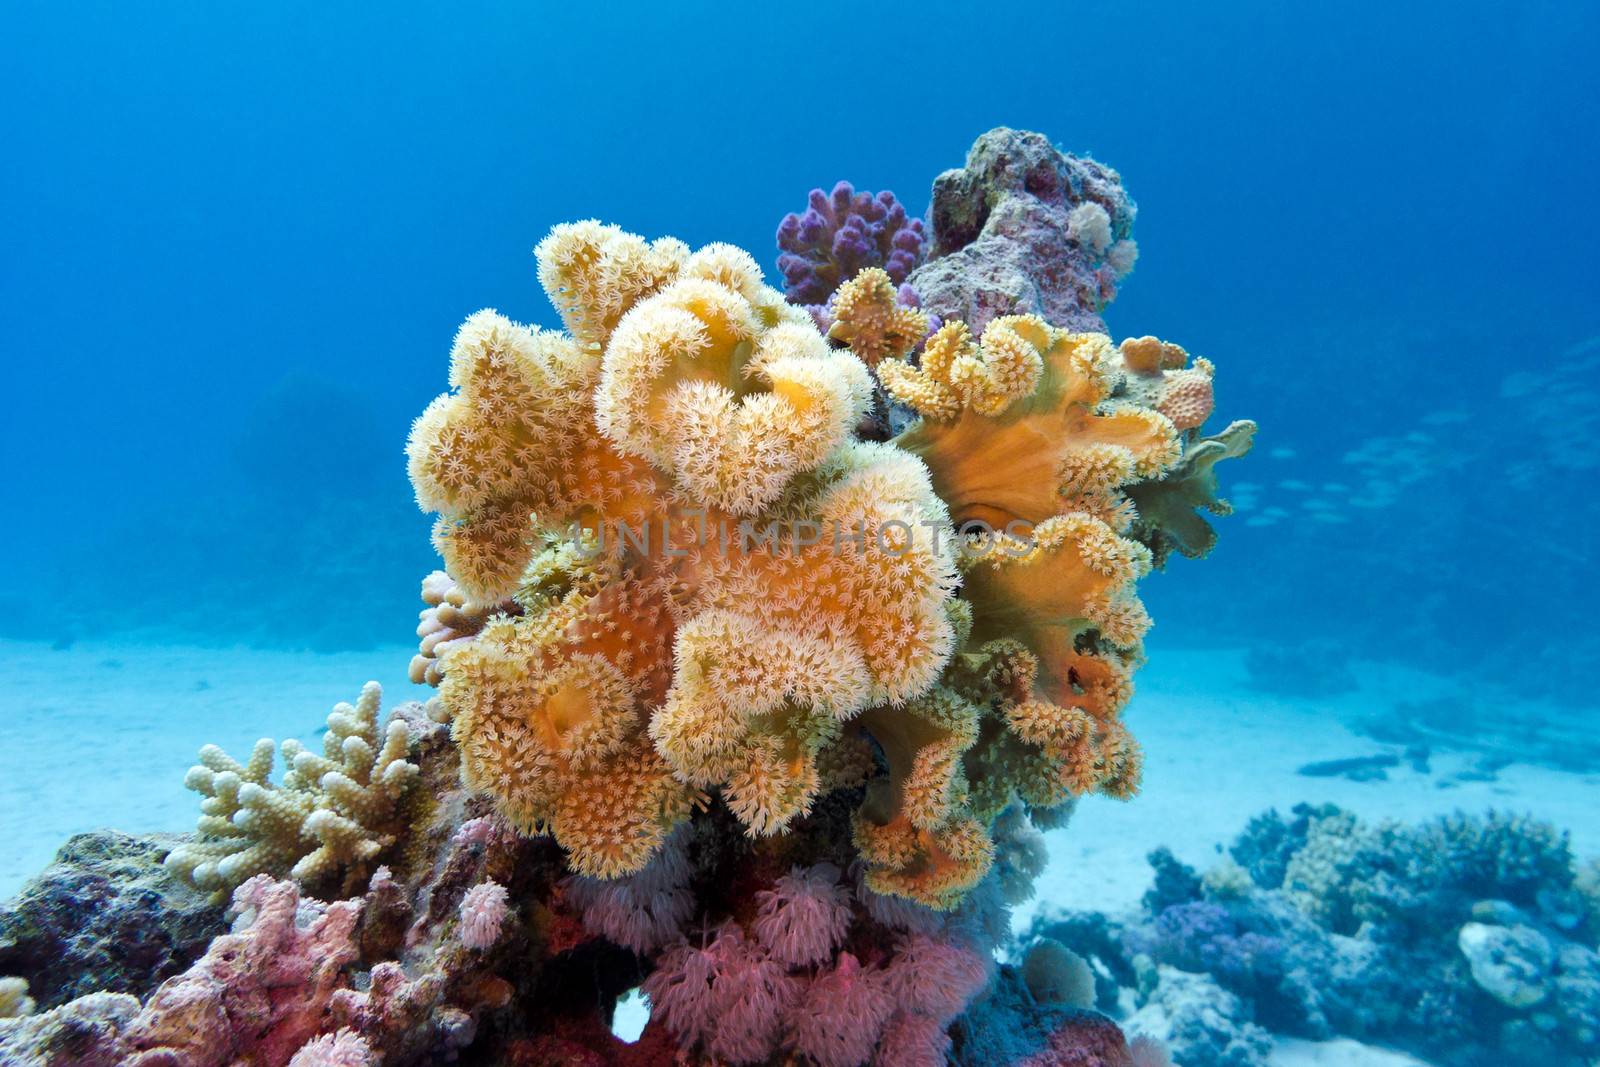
[2,637,1595,1066]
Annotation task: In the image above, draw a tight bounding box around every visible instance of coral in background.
[909,128,1138,334]
[1032,805,1600,1067]
[164,683,420,901]
[776,181,927,305]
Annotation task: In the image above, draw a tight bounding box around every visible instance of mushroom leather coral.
[408,222,1250,908]
[409,222,959,878]
[865,318,1178,895]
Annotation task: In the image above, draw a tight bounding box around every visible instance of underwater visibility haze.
[1,3,1597,1066]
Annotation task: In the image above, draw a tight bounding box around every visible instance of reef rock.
[0,831,223,1009]
[1458,921,1554,1008]
[1126,965,1272,1067]
[909,127,1137,335]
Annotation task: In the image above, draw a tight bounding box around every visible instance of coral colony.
[0,129,1256,1065]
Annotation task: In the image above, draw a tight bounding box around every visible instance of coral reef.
[164,683,421,902]
[776,181,927,306]
[908,127,1139,334]
[1032,805,1600,1067]
[1,128,1252,1067]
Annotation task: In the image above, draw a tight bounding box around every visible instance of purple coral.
[752,862,853,966]
[776,181,927,305]
[1133,901,1284,984]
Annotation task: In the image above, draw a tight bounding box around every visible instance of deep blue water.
[3,2,1596,706]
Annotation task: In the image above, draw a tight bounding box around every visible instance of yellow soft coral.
[165,683,419,902]
[826,267,929,365]
[409,221,1250,907]
[410,224,959,875]
[852,686,993,908]
[864,317,1179,875]
[887,319,1180,530]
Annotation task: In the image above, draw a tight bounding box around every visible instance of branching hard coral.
[776,181,927,305]
[411,223,959,877]
[826,266,931,365]
[165,683,419,902]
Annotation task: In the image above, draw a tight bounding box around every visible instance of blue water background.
[3,2,1596,707]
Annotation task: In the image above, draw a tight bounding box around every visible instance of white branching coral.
[165,682,419,901]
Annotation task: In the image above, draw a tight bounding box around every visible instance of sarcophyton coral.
[406,218,1253,911]
[844,316,1185,905]
[1114,336,1257,568]
[408,222,958,878]
[165,682,419,901]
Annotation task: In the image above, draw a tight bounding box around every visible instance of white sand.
[3,636,1595,1067]
[0,637,428,895]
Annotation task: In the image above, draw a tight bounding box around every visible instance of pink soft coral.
[787,952,895,1067]
[643,922,800,1065]
[872,1010,952,1067]
[563,826,694,952]
[882,933,992,1025]
[459,880,509,950]
[124,875,362,1067]
[752,862,853,966]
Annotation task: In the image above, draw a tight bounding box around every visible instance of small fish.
[1269,447,1296,459]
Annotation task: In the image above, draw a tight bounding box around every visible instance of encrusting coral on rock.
[0,128,1253,1067]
